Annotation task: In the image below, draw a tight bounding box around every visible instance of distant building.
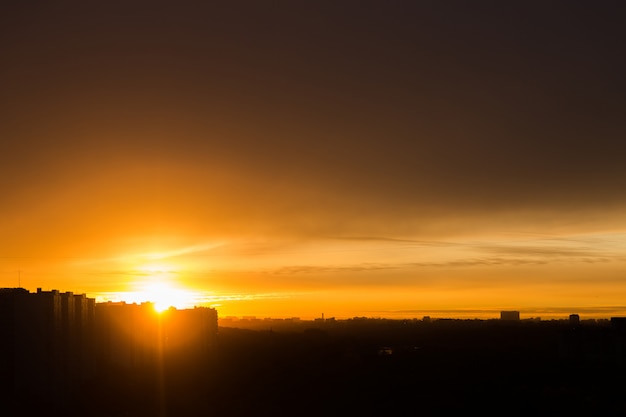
[500,311,520,321]
[95,301,160,370]
[569,314,580,326]
[610,317,626,330]
[160,305,219,356]
[95,302,218,370]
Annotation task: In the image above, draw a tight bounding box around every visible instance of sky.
[2,1,626,319]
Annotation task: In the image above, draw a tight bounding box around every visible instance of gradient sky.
[2,1,626,319]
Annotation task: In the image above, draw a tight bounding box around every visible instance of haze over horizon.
[2,1,626,320]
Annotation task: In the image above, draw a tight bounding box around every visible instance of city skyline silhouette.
[3,285,626,416]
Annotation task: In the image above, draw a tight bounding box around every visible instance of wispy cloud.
[476,232,626,264]
[270,263,400,275]
[92,290,291,306]
[265,254,612,276]
[70,242,224,267]
[137,243,225,260]
[480,245,614,261]
[329,236,456,246]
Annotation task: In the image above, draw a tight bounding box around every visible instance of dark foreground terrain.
[6,318,626,416]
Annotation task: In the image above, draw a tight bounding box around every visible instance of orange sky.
[2,2,626,320]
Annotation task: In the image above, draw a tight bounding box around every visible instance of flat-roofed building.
[500,310,520,321]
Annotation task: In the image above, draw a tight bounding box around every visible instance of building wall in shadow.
[0,288,95,407]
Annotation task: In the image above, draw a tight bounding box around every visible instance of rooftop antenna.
[18,270,21,288]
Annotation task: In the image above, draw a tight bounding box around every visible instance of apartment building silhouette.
[0,287,218,409]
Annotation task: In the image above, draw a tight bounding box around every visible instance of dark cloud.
[1,1,626,240]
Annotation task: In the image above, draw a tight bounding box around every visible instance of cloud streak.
[265,256,615,277]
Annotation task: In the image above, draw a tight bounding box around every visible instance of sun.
[135,281,198,313]
[144,282,175,312]
[109,260,203,312]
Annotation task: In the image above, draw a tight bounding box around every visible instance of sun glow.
[141,281,195,312]
[105,261,203,312]
[94,282,203,312]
